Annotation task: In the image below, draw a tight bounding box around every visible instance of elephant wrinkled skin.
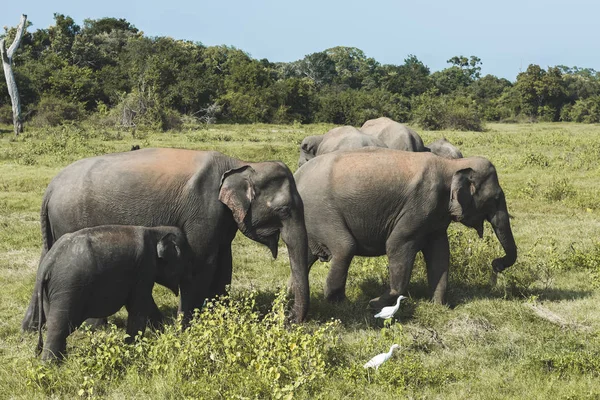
[22,148,310,331]
[36,225,188,361]
[298,126,387,167]
[294,147,517,309]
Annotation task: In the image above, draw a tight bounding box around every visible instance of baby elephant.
[35,225,189,361]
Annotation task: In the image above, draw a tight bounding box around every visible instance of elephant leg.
[42,305,80,362]
[179,253,218,325]
[208,244,233,299]
[147,299,164,329]
[369,239,418,309]
[125,292,152,343]
[422,232,450,304]
[324,239,356,302]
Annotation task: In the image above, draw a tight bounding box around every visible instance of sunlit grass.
[0,122,599,398]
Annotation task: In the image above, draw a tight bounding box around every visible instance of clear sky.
[1,0,598,80]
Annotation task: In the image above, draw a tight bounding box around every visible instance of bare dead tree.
[1,14,27,136]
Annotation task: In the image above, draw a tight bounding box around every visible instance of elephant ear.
[218,165,256,225]
[301,136,322,155]
[157,233,181,261]
[449,168,476,221]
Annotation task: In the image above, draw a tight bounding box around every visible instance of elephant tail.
[36,277,45,356]
[40,193,54,253]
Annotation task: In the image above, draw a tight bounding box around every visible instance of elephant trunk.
[280,205,310,323]
[489,194,517,272]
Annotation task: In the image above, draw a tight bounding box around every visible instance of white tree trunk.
[0,14,27,136]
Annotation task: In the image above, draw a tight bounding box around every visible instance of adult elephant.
[22,148,310,331]
[294,147,517,309]
[426,138,463,159]
[360,117,426,152]
[298,126,387,167]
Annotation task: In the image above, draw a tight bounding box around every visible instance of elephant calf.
[35,225,189,361]
[425,138,463,159]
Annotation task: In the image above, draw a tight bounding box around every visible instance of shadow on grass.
[97,275,593,335]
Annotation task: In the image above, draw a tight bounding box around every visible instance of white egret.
[374,295,407,319]
[363,344,399,370]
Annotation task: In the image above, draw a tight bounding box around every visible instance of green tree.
[381,55,431,97]
[515,64,566,121]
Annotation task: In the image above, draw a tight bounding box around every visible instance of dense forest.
[2,14,600,132]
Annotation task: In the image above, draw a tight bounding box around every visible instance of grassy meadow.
[0,122,600,399]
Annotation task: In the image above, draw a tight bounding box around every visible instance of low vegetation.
[1,122,599,399]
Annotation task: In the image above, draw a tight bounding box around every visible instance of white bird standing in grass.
[374,295,407,319]
[363,344,399,370]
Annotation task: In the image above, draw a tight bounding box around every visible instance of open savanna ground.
[0,122,599,399]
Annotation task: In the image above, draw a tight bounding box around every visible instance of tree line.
[1,14,600,132]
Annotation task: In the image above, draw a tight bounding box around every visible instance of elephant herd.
[22,117,517,361]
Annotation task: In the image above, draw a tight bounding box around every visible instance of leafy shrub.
[315,88,410,126]
[30,97,86,127]
[27,291,340,399]
[520,152,550,168]
[566,96,600,123]
[412,92,484,131]
[447,227,501,287]
[543,178,576,201]
[560,241,600,286]
[108,90,183,131]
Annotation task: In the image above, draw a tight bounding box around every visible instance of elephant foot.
[325,288,347,303]
[368,293,397,310]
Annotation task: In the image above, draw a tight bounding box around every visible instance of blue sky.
[1,0,598,80]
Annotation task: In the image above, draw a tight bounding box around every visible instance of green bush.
[30,97,86,127]
[543,177,576,201]
[566,96,600,123]
[412,92,484,131]
[315,88,410,126]
[27,291,340,399]
[108,90,183,131]
[520,152,551,168]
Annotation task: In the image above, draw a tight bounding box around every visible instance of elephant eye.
[275,206,292,219]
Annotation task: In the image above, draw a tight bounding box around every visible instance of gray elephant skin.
[294,147,517,309]
[360,117,426,152]
[36,225,187,361]
[426,138,463,159]
[22,148,310,331]
[298,126,387,167]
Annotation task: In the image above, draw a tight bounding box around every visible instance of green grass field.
[1,122,599,399]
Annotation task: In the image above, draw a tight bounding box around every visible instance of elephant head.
[298,135,324,167]
[449,157,517,273]
[426,138,463,159]
[219,162,310,321]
